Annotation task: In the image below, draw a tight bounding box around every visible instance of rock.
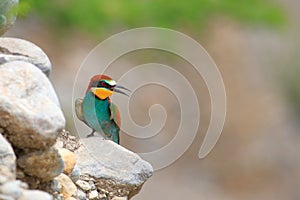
[0,180,24,198]
[76,138,153,185]
[112,197,128,200]
[0,61,65,150]
[69,164,80,183]
[57,148,76,174]
[0,174,9,185]
[57,130,81,152]
[0,133,16,177]
[0,194,15,200]
[75,138,153,198]
[75,189,86,200]
[75,180,91,191]
[0,37,51,76]
[17,147,64,182]
[99,193,107,199]
[89,180,96,190]
[56,173,77,199]
[88,190,98,199]
[0,0,18,35]
[0,194,14,200]
[55,140,64,149]
[50,178,62,193]
[66,198,76,200]
[18,190,53,200]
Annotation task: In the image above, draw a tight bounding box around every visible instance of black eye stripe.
[97,81,113,89]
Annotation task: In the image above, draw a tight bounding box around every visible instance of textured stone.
[17,147,64,182]
[57,148,76,174]
[0,180,24,198]
[76,138,153,186]
[70,164,80,183]
[0,0,18,35]
[66,197,76,200]
[0,61,65,150]
[88,190,98,199]
[0,133,16,177]
[75,180,91,191]
[18,190,53,200]
[112,197,128,200]
[0,194,14,200]
[75,189,86,200]
[75,138,153,199]
[0,37,51,76]
[56,130,81,152]
[50,178,62,193]
[0,167,15,183]
[56,173,77,199]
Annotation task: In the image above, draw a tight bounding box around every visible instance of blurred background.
[5,0,300,199]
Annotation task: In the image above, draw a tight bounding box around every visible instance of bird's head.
[86,75,130,100]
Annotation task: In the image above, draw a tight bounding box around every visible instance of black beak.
[115,85,131,92]
[113,85,131,97]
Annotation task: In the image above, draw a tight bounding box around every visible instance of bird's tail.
[111,132,120,144]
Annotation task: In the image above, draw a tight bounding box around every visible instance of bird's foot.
[86,130,95,138]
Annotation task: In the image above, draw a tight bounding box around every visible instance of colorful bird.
[75,75,130,144]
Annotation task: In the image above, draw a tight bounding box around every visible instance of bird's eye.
[101,82,106,87]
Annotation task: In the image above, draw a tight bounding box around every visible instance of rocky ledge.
[0,12,153,199]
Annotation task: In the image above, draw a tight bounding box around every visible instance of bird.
[75,75,130,144]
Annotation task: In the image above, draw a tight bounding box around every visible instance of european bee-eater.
[75,75,130,144]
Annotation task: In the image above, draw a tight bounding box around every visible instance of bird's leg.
[87,129,95,138]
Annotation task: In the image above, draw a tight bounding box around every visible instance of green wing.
[75,98,86,123]
[109,102,121,128]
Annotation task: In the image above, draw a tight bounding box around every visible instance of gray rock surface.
[0,133,16,177]
[0,37,51,76]
[75,180,91,191]
[69,164,80,183]
[0,180,24,198]
[76,138,153,186]
[0,61,65,150]
[18,190,53,200]
[17,147,64,182]
[0,0,18,35]
[75,189,86,200]
[56,173,77,199]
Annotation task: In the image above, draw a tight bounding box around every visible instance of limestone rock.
[0,61,65,150]
[0,133,16,177]
[0,180,25,198]
[56,173,77,199]
[0,194,14,200]
[0,37,51,76]
[0,0,18,35]
[112,197,128,200]
[76,138,153,185]
[66,197,76,200]
[17,147,64,182]
[75,180,91,191]
[88,190,98,199]
[57,148,77,175]
[18,190,53,200]
[75,138,153,198]
[56,130,81,152]
[75,189,86,200]
[69,164,80,183]
[50,178,62,193]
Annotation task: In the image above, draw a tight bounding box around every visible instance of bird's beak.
[114,85,131,97]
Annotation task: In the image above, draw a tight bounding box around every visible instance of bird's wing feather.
[75,98,86,123]
[109,102,121,128]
